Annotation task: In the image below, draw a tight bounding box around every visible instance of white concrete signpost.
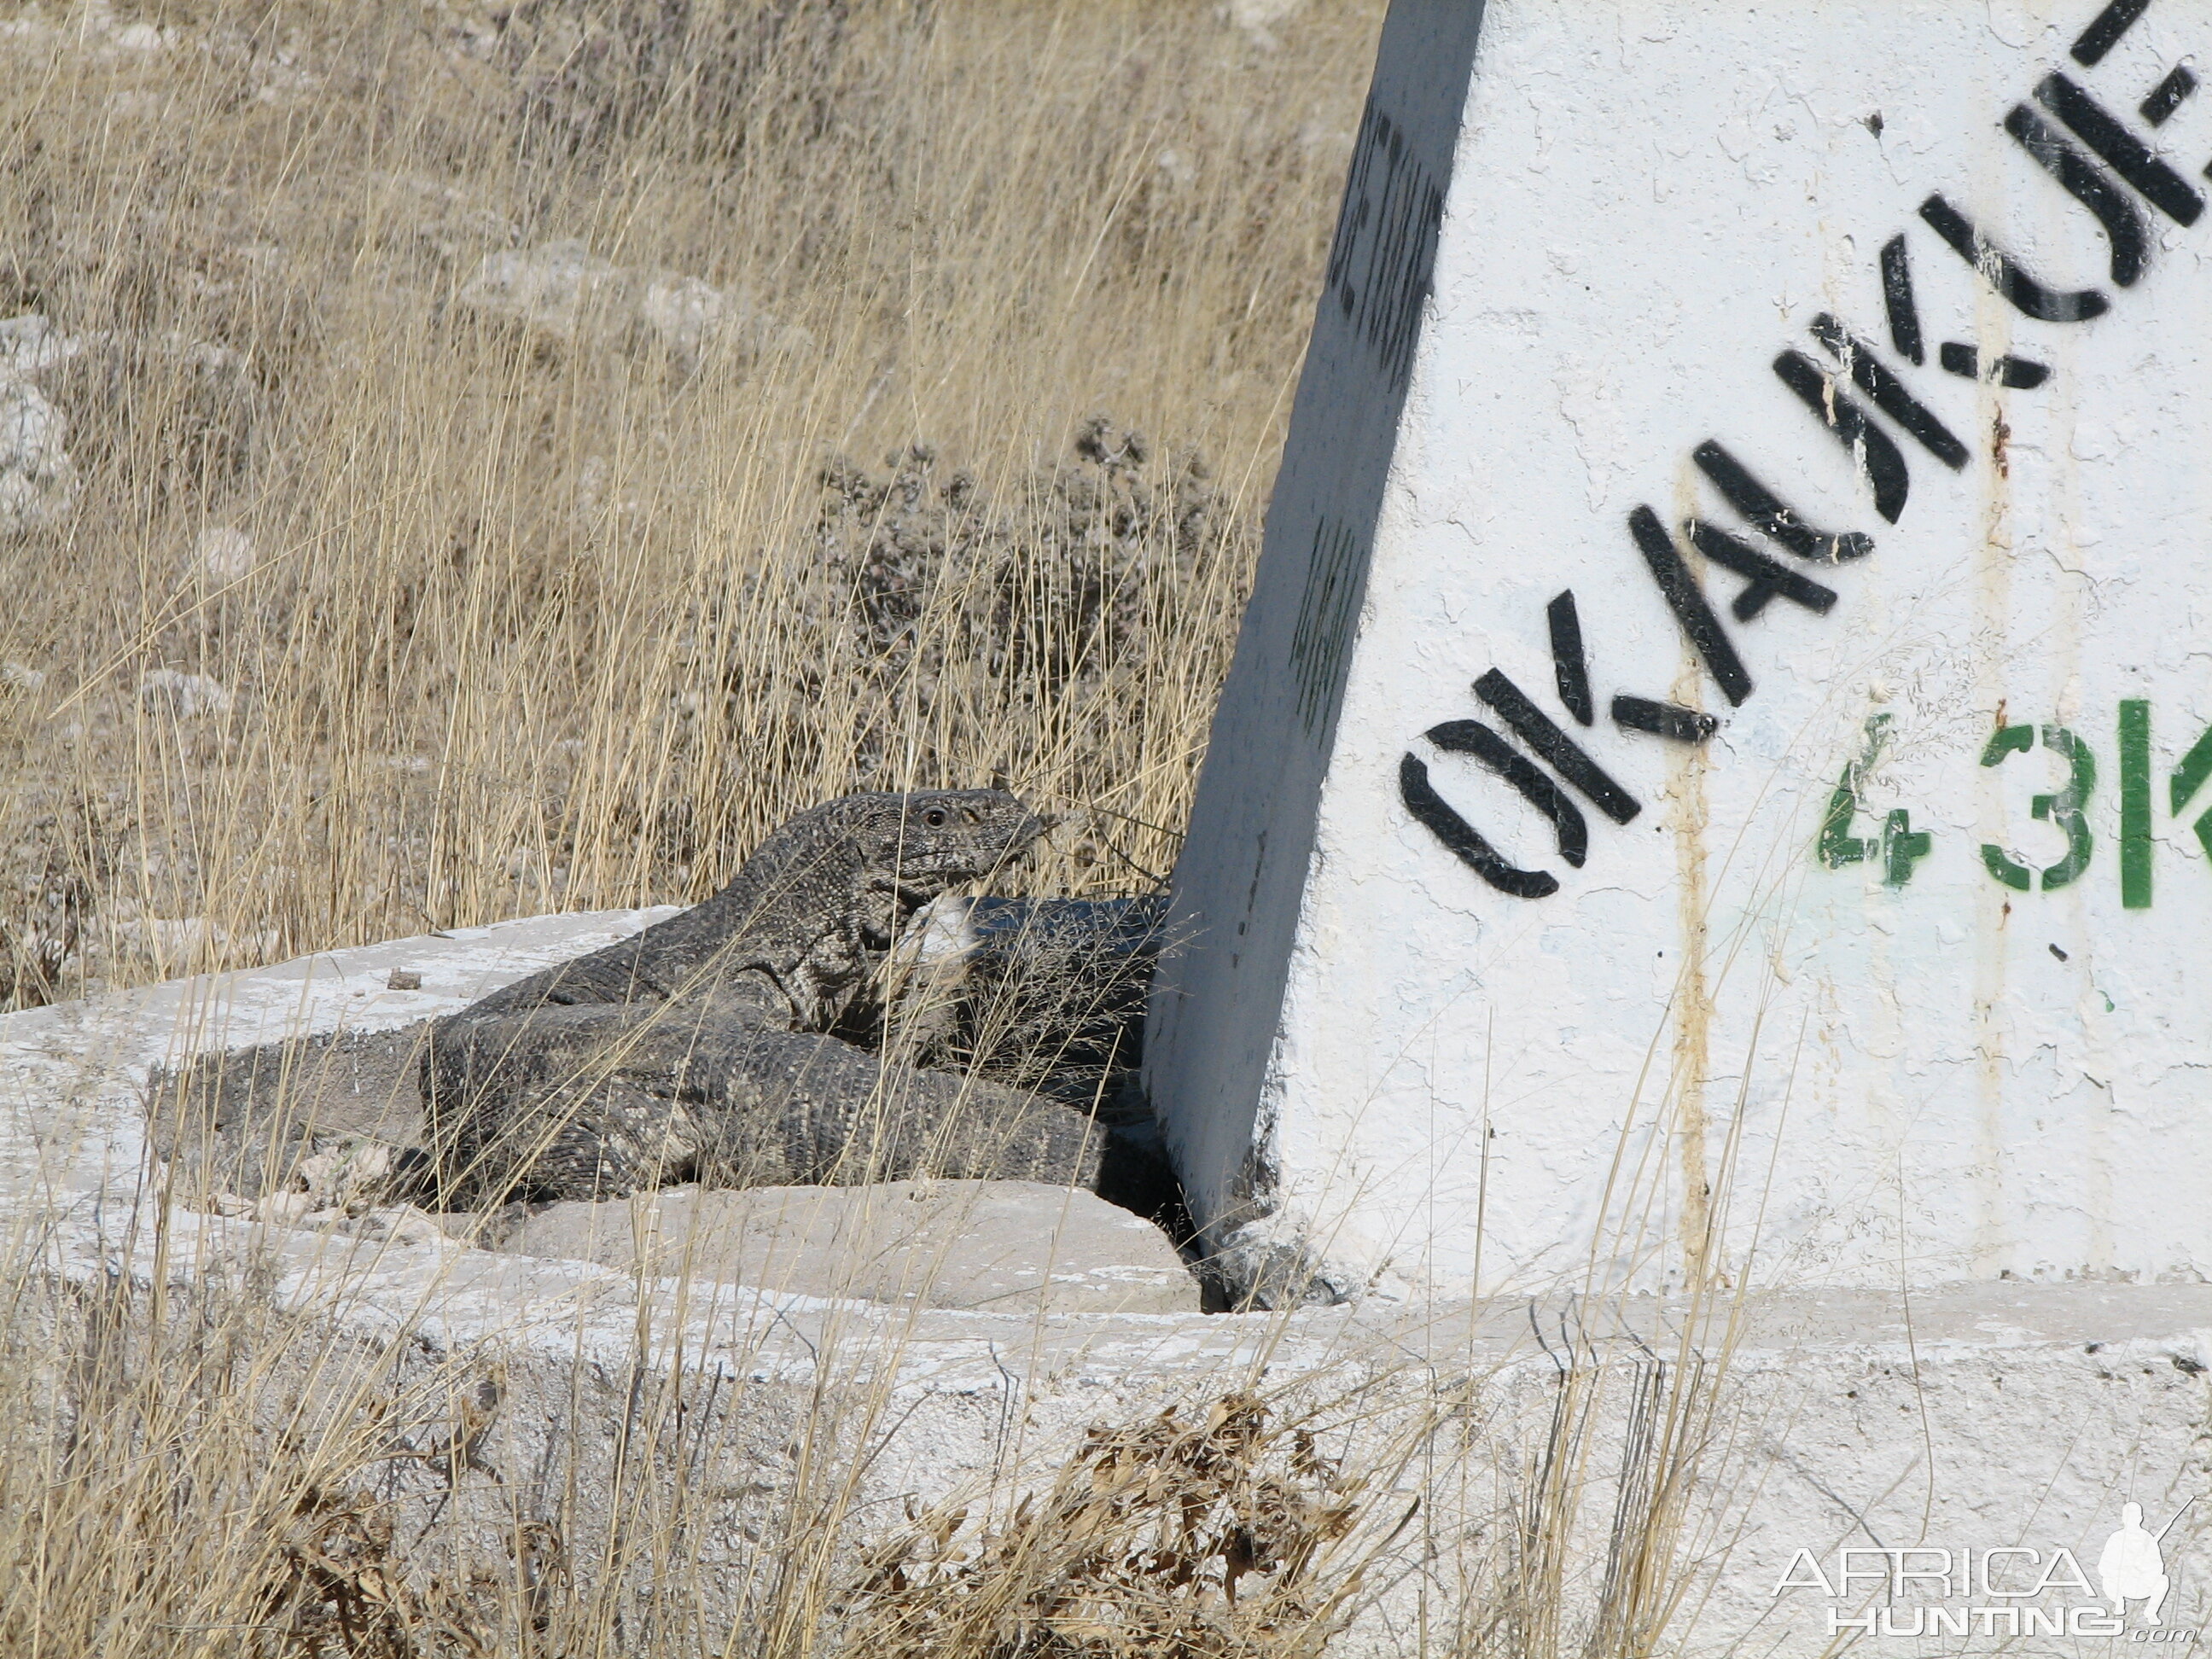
[1149,0,2212,1302]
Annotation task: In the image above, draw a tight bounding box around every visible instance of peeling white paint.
[1152,0,2212,1299]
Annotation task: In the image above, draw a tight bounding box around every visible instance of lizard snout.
[1009,810,1054,857]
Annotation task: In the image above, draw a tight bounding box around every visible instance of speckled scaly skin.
[422,790,1105,1205]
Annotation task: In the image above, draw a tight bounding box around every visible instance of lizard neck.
[696,822,879,1027]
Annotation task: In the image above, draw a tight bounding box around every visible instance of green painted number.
[1819,716,1882,869]
[1979,725,2033,889]
[1981,723,2094,892]
[2034,725,2095,888]
[1818,781,1871,868]
[1881,810,1932,887]
[1821,715,1929,884]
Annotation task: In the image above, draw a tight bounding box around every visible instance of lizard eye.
[923,807,947,828]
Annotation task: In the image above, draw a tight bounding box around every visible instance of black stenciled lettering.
[1390,180,1446,387]
[1424,719,1589,867]
[1938,342,2052,387]
[1472,669,1641,824]
[2003,103,2150,285]
[1692,440,1875,564]
[1683,520,1839,620]
[1879,235,1924,364]
[1289,517,1365,737]
[1547,591,1594,726]
[1325,105,1382,307]
[1356,117,1414,351]
[1883,238,2047,391]
[2142,66,2197,127]
[1627,507,1754,707]
[1772,351,1913,524]
[2073,0,2151,65]
[1324,102,1446,391]
[1809,314,1970,469]
[2038,72,2205,225]
[1919,194,2110,323]
[1400,754,1558,899]
[1610,696,1719,744]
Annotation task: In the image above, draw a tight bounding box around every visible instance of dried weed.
[841,1392,1365,1659]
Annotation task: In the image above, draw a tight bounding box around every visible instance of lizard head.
[881,789,1047,890]
[831,789,1050,917]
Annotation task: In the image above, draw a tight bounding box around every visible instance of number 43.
[1819,703,2212,904]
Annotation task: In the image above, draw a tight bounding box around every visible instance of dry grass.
[0,5,1756,1655]
[0,0,1379,1007]
[0,1253,1746,1657]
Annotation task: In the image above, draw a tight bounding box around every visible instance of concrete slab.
[503,1180,1204,1315]
[8,912,2212,1652]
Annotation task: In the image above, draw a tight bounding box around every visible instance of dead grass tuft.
[841,1391,1365,1659]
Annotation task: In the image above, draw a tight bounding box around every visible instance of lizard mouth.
[997,812,1051,864]
[948,814,1051,870]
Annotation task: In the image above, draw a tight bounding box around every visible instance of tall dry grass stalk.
[0,0,1382,1007]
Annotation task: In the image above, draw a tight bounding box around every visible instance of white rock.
[0,313,84,375]
[346,1204,457,1249]
[457,240,627,342]
[507,1180,1203,1315]
[137,669,236,719]
[117,915,215,973]
[108,20,173,52]
[171,335,247,376]
[458,241,807,361]
[0,660,44,696]
[1226,0,1303,47]
[195,526,255,583]
[253,1190,317,1225]
[0,381,76,528]
[297,1140,396,1209]
[638,273,725,357]
[113,910,276,976]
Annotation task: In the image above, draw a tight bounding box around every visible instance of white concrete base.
[1150,0,2212,1307]
[6,917,2211,1651]
[502,1180,1204,1315]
